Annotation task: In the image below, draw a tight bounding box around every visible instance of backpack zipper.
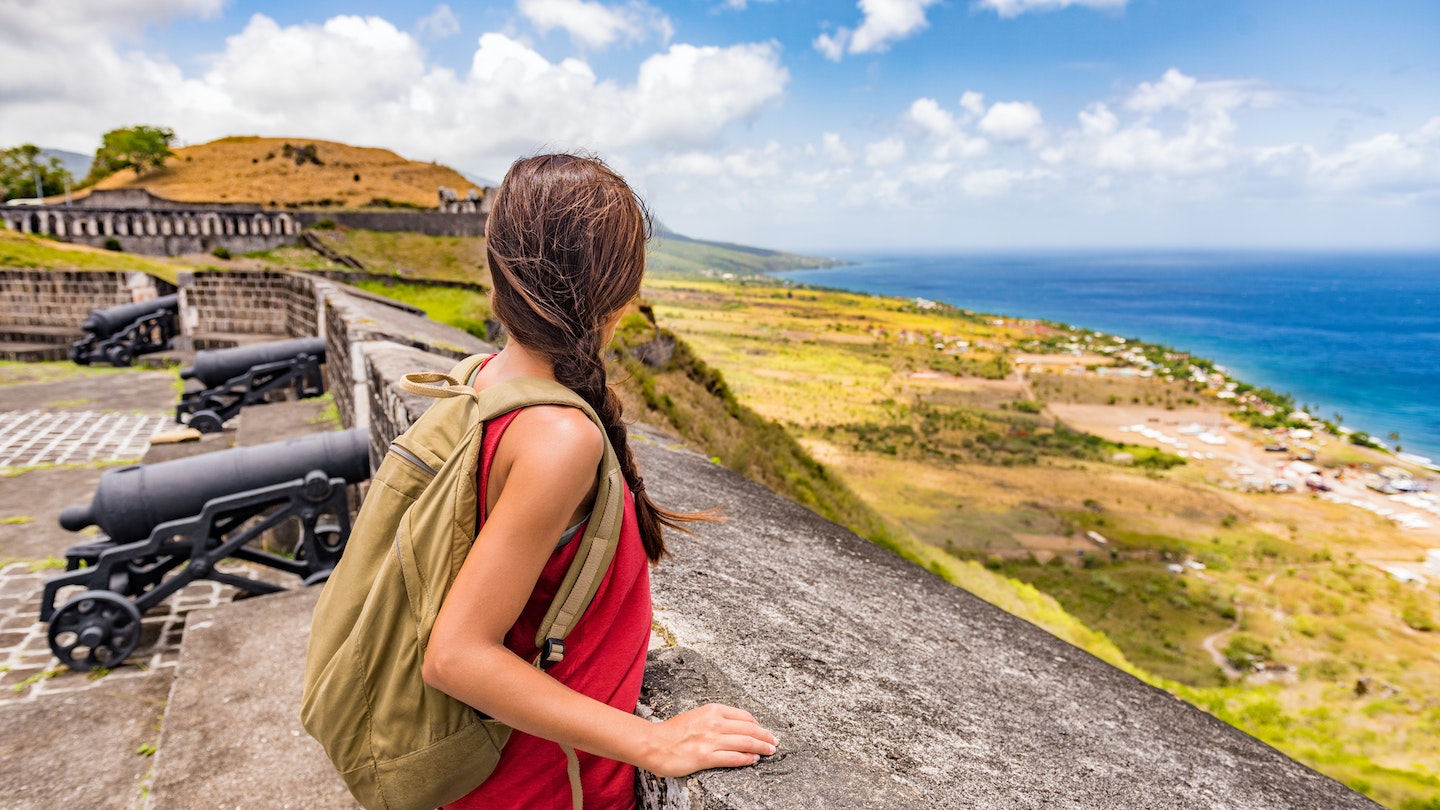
[388,444,437,477]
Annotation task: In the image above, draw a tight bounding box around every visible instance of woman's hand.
[639,703,779,777]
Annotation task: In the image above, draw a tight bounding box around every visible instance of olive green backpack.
[302,353,626,810]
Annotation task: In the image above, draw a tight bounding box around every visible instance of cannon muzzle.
[180,337,327,388]
[59,428,370,544]
[81,295,179,339]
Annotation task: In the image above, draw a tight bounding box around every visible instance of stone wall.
[1,186,482,255]
[293,210,484,237]
[181,270,300,337]
[0,269,175,330]
[1,204,301,256]
[319,277,488,432]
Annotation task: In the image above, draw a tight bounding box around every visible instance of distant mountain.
[40,149,92,181]
[649,223,845,276]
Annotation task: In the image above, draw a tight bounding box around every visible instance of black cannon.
[71,294,179,366]
[41,428,370,670]
[176,337,328,433]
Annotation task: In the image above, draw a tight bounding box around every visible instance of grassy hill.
[68,136,481,209]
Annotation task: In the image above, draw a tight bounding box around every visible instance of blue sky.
[1,0,1437,252]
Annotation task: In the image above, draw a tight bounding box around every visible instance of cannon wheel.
[106,344,133,367]
[189,410,224,434]
[47,590,143,672]
[70,344,90,366]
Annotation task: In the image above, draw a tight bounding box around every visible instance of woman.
[422,154,778,809]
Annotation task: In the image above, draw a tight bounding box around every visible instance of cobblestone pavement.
[0,410,170,468]
[0,560,287,703]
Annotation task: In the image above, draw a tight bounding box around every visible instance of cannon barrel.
[59,428,369,544]
[180,337,328,386]
[82,294,179,338]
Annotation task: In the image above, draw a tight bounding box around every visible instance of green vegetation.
[86,125,176,182]
[308,393,343,431]
[0,144,72,201]
[351,280,489,340]
[610,316,898,546]
[0,359,136,386]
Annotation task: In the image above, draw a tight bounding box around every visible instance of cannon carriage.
[41,429,370,670]
[176,337,328,433]
[71,294,179,367]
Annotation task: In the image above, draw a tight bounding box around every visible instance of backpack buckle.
[540,638,565,670]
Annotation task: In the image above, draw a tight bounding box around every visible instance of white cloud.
[814,0,941,59]
[821,132,854,164]
[865,136,907,166]
[0,11,785,169]
[417,4,460,39]
[975,0,1127,18]
[1126,68,1278,117]
[1264,117,1440,201]
[630,43,788,145]
[978,101,1044,143]
[905,98,987,159]
[850,0,941,53]
[207,15,427,112]
[814,31,847,61]
[959,91,987,120]
[517,0,672,50]
[1042,70,1279,177]
[649,151,726,176]
[961,168,1019,196]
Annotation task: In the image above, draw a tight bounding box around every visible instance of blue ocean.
[775,252,1440,465]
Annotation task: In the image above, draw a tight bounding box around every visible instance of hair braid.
[550,330,715,561]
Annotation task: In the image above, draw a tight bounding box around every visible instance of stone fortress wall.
[7,267,1380,809]
[0,188,486,256]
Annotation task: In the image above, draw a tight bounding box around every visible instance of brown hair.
[486,153,709,562]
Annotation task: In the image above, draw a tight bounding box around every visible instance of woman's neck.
[482,340,556,384]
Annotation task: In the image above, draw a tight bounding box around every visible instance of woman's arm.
[422,406,777,777]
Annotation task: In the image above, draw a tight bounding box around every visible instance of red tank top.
[444,406,652,810]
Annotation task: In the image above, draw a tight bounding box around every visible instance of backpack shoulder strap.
[469,378,627,662]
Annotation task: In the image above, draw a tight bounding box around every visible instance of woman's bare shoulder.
[502,404,605,470]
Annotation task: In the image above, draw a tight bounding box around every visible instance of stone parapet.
[0,269,174,329]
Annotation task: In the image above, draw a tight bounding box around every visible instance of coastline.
[773,251,1440,467]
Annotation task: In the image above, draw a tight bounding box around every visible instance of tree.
[0,144,72,201]
[87,125,176,181]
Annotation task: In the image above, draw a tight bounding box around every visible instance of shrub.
[1223,633,1272,670]
[312,218,336,230]
[1402,606,1436,632]
[102,237,122,252]
[211,246,231,260]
